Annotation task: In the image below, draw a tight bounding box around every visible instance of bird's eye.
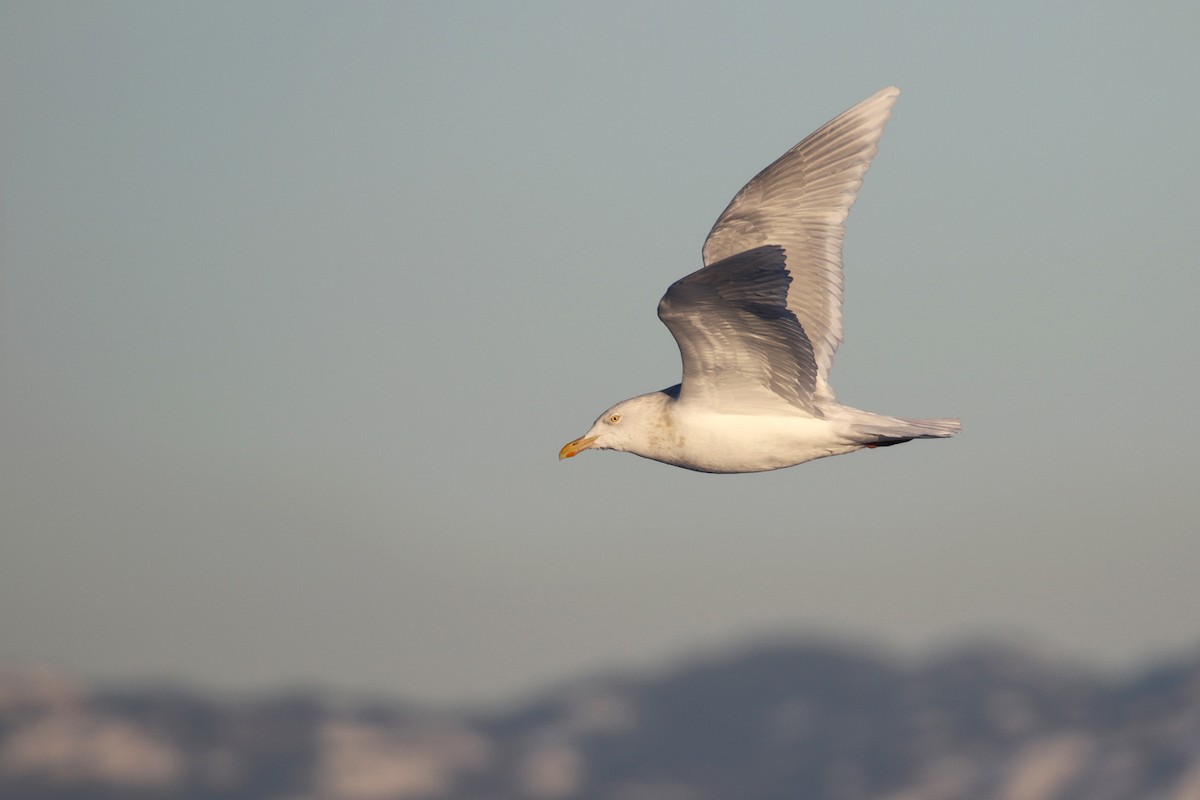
[609,414,621,424]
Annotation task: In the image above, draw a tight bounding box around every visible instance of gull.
[559,87,960,473]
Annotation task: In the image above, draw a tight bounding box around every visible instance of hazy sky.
[2,2,1199,706]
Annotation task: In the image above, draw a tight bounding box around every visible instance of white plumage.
[560,87,960,473]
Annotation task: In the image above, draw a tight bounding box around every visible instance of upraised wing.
[702,86,899,399]
[658,245,819,415]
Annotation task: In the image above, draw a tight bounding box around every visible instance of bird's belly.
[658,412,860,473]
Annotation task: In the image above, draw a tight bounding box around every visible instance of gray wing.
[658,245,820,415]
[702,86,899,399]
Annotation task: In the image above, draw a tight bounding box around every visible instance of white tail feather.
[852,415,961,445]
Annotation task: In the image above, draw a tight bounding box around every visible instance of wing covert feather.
[658,245,819,415]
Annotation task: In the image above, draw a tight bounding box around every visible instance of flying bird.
[560,87,960,473]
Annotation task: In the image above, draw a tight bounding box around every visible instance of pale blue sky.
[2,2,1198,705]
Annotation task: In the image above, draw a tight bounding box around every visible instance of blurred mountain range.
[2,640,1199,800]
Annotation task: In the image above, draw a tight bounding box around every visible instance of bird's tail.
[851,414,961,448]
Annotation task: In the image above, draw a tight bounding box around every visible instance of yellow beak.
[559,435,599,460]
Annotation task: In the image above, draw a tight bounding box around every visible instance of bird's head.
[559,391,675,461]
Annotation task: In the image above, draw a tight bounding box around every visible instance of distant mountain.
[3,640,1200,800]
